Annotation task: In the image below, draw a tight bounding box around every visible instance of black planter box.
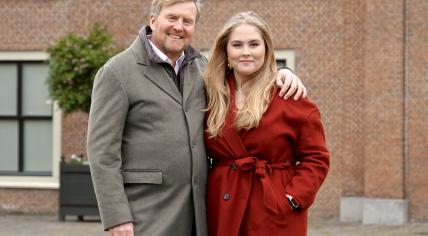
[59,162,99,221]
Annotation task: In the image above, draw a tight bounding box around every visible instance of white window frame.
[0,51,61,189]
[275,49,295,72]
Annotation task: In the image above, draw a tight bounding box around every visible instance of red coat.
[204,76,330,236]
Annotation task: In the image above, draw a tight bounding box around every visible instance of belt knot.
[229,156,292,213]
[255,159,270,177]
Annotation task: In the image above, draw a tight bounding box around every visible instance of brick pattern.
[340,0,366,197]
[0,0,83,50]
[363,0,405,198]
[0,189,57,214]
[0,0,427,221]
[61,111,88,161]
[407,0,428,221]
[0,0,148,50]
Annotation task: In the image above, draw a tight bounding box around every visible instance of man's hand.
[108,222,134,236]
[276,68,307,100]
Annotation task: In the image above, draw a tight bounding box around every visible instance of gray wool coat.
[87,26,208,236]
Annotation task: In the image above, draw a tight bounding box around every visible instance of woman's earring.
[227,59,232,70]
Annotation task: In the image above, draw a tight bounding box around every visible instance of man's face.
[149,1,197,60]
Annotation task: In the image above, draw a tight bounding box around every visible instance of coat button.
[223,193,230,201]
[231,163,238,171]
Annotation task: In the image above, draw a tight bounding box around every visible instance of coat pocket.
[121,169,163,184]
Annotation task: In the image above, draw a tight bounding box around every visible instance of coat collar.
[132,25,202,65]
[130,25,203,105]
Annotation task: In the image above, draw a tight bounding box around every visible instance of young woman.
[203,11,330,236]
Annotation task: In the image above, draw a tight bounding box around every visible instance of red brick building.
[0,0,427,224]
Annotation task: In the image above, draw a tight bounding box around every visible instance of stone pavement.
[0,214,104,236]
[309,219,428,236]
[1,213,428,236]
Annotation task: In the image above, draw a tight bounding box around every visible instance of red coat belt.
[216,157,293,214]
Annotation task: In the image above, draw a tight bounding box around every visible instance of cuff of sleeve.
[99,201,133,231]
[285,194,300,210]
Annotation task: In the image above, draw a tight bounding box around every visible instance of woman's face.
[226,24,266,84]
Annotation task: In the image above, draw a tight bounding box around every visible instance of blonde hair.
[204,11,278,138]
[151,0,203,22]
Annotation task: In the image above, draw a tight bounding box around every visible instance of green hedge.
[47,23,117,113]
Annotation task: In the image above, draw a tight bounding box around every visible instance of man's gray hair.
[151,0,203,22]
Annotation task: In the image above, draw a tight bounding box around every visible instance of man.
[87,1,306,235]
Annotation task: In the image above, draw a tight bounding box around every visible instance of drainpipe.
[402,0,409,220]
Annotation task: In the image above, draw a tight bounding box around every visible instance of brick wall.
[340,0,366,197]
[407,0,428,222]
[0,0,426,221]
[0,189,57,214]
[61,112,89,162]
[363,0,405,199]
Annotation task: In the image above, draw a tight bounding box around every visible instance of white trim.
[0,54,61,189]
[51,101,62,186]
[0,178,59,189]
[0,51,49,61]
[0,102,61,189]
[0,102,62,189]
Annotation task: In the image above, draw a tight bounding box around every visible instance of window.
[0,52,60,188]
[275,50,295,72]
[0,62,52,175]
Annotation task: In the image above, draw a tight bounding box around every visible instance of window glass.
[22,63,51,116]
[0,64,17,115]
[0,121,19,171]
[23,120,52,172]
[276,59,287,69]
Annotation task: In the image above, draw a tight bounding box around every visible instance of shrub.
[47,23,117,113]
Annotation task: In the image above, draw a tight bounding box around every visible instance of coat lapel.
[144,64,183,104]
[130,36,182,104]
[182,63,196,105]
[182,45,203,106]
[219,75,249,158]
